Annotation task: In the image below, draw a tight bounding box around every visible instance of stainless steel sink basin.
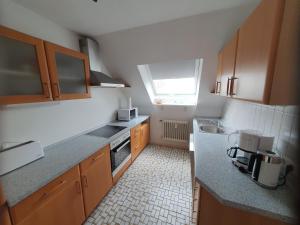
[199,125,224,134]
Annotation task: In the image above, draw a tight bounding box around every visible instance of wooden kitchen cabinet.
[0,25,52,105]
[214,0,299,105]
[0,204,12,225]
[233,0,285,103]
[79,145,113,216]
[0,184,12,225]
[130,124,142,161]
[219,32,239,97]
[10,166,85,225]
[44,42,91,101]
[214,52,222,94]
[196,181,289,225]
[131,121,150,161]
[140,121,150,150]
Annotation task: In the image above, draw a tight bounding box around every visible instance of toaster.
[0,141,44,175]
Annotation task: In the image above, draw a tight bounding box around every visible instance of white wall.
[96,3,258,147]
[0,0,126,147]
[222,99,299,188]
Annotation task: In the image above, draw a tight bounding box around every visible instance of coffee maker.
[227,130,274,173]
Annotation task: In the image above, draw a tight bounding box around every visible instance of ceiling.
[13,0,256,36]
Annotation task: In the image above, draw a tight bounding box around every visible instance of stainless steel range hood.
[79,37,125,87]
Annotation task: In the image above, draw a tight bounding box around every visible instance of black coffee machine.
[227,146,256,173]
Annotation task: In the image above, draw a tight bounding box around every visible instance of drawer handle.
[40,180,67,200]
[92,153,104,161]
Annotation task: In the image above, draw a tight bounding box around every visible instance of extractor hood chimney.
[79,37,125,87]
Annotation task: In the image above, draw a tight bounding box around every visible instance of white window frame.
[138,58,203,106]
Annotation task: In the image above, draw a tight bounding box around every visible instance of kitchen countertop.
[0,115,149,207]
[192,118,298,224]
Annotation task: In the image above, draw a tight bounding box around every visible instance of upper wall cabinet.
[44,42,91,100]
[215,0,299,105]
[233,0,285,103]
[217,32,238,97]
[214,53,222,95]
[0,26,52,104]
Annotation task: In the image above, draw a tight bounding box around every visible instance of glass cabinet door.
[0,26,52,104]
[44,42,90,100]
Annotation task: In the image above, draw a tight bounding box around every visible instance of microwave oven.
[117,107,138,121]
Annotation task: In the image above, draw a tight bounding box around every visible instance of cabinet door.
[10,166,85,225]
[44,42,91,100]
[0,204,12,225]
[214,53,222,94]
[0,185,12,225]
[140,122,150,150]
[0,26,52,104]
[219,32,238,96]
[234,0,285,103]
[80,145,112,216]
[130,125,141,161]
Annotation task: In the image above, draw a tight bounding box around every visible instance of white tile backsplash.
[221,99,299,187]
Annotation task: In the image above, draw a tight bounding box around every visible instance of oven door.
[110,138,131,176]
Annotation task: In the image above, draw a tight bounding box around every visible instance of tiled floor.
[84,145,194,225]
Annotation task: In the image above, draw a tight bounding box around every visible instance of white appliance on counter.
[0,141,44,175]
[117,107,138,121]
[251,151,283,188]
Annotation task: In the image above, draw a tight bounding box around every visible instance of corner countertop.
[192,118,298,224]
[0,116,149,207]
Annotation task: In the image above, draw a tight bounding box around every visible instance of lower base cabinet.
[10,166,85,225]
[0,204,12,225]
[131,120,150,161]
[196,181,289,225]
[0,185,12,225]
[80,145,113,216]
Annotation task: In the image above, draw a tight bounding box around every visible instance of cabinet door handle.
[230,77,238,96]
[93,152,104,162]
[82,176,88,188]
[226,77,231,96]
[40,180,67,201]
[53,83,60,98]
[215,81,221,94]
[42,82,51,98]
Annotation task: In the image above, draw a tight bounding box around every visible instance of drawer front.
[11,166,84,225]
[80,145,110,172]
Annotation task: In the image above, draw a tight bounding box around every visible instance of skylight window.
[153,78,196,95]
[138,59,203,106]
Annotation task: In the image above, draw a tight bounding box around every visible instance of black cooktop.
[87,125,127,138]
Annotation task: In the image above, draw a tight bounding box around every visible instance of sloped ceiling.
[95,3,259,116]
[12,0,259,36]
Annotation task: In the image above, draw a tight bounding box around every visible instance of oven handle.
[112,140,130,153]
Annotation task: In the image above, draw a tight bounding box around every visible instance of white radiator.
[162,120,189,142]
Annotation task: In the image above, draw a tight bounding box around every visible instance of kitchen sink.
[199,125,225,134]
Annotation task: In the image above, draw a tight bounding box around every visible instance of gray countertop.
[192,119,298,224]
[0,116,149,207]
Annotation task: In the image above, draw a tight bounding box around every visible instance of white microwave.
[117,108,138,121]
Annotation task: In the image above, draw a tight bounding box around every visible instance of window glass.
[153,78,195,95]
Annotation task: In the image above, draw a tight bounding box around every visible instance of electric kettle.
[251,150,283,188]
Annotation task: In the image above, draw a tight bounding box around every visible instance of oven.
[110,131,131,177]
